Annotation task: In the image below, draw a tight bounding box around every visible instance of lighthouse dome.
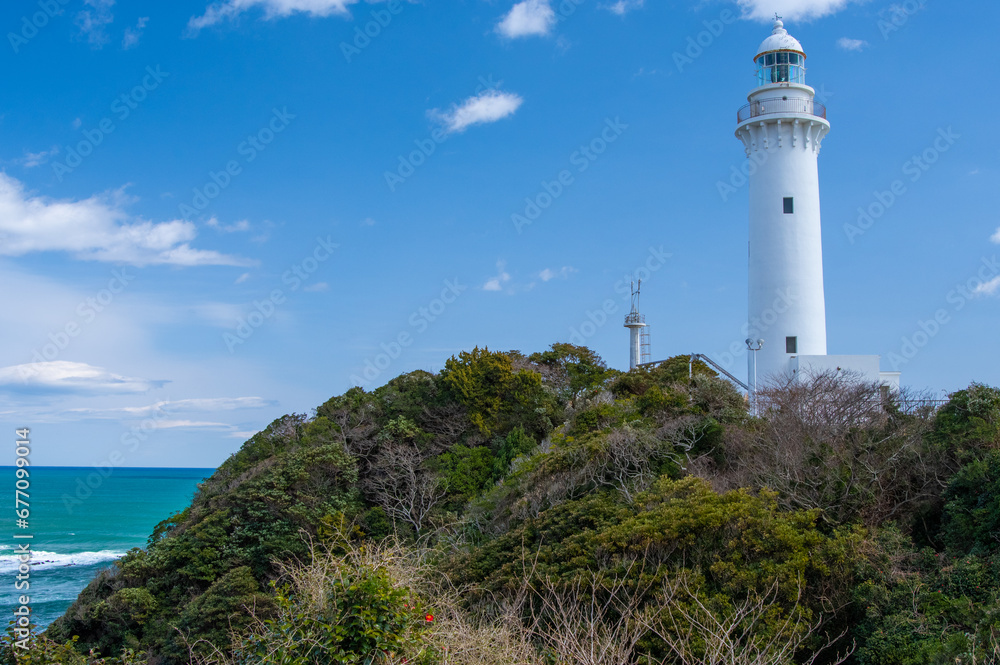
[755,19,804,59]
[753,18,807,86]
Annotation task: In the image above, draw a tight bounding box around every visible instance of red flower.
[425,614,434,622]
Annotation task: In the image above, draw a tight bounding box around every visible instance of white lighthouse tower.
[735,17,900,393]
[736,17,830,392]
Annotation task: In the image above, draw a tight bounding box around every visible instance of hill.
[6,344,1000,665]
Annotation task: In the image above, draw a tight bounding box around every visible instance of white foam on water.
[0,550,125,573]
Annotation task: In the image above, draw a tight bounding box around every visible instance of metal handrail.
[624,312,646,325]
[892,399,949,414]
[737,97,827,123]
[639,354,749,392]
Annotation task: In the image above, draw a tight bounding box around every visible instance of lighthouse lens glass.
[757,53,805,86]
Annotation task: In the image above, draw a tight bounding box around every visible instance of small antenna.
[630,279,642,315]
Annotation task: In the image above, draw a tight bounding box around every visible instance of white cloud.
[991,227,1000,244]
[0,174,251,266]
[189,0,358,33]
[605,0,644,15]
[76,0,115,48]
[206,217,250,233]
[736,0,860,21]
[0,361,165,395]
[72,118,83,130]
[837,37,868,51]
[483,261,512,292]
[70,396,276,418]
[303,282,329,292]
[21,147,60,168]
[539,266,577,282]
[151,419,235,430]
[175,397,275,411]
[431,90,524,135]
[235,272,251,284]
[974,277,1000,298]
[496,0,556,38]
[122,16,149,50]
[361,217,376,227]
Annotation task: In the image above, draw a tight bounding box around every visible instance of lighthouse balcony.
[737,96,827,124]
[624,312,646,326]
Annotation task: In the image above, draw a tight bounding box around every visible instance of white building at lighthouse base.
[792,355,901,392]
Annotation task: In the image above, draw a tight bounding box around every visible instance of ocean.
[0,467,214,631]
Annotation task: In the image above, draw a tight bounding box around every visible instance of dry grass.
[185,530,854,665]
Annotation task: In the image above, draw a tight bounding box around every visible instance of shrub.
[941,450,1000,556]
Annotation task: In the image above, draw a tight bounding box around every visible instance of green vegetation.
[8,346,1000,664]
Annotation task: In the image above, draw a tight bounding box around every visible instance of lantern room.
[754,17,806,86]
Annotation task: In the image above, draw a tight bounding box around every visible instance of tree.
[440,347,552,438]
[525,568,653,665]
[941,450,1000,555]
[315,387,382,461]
[650,574,853,665]
[586,426,674,502]
[929,383,1000,458]
[725,372,936,526]
[491,426,537,481]
[365,442,448,534]
[528,343,614,400]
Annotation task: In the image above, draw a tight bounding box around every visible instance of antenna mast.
[624,280,651,369]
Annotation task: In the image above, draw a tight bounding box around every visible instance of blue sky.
[1,0,997,467]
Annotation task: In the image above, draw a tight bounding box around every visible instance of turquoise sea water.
[0,467,213,630]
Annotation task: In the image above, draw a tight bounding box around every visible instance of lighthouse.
[737,17,830,392]
[735,17,900,393]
